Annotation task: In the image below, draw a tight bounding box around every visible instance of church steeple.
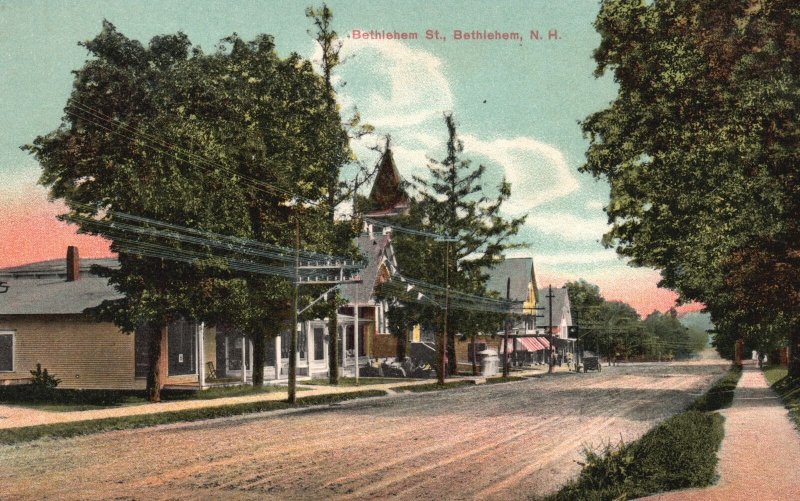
[366,136,409,218]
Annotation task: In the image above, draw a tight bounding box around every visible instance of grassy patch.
[0,390,386,445]
[484,376,526,384]
[545,411,725,501]
[161,385,303,401]
[0,384,309,412]
[393,380,475,393]
[764,365,800,429]
[687,365,742,412]
[763,365,788,386]
[302,377,416,386]
[0,387,147,412]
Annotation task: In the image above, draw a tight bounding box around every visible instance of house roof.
[535,287,572,328]
[482,258,534,303]
[339,233,394,304]
[0,258,122,315]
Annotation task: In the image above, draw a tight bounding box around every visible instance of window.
[0,331,14,372]
[313,327,325,360]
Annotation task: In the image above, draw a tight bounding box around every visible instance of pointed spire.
[367,135,409,217]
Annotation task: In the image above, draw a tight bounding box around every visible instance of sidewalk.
[643,361,800,500]
[0,366,556,430]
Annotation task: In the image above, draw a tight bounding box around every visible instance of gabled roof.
[482,258,535,304]
[0,258,121,315]
[339,233,394,305]
[535,287,572,328]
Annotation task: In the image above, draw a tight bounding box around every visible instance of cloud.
[525,212,611,242]
[320,39,579,224]
[461,135,579,216]
[320,39,454,129]
[586,200,605,210]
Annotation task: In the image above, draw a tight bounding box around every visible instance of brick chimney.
[66,246,80,282]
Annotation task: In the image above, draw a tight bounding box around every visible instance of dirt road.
[0,359,727,500]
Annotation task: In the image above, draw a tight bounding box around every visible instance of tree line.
[566,280,708,363]
[581,0,800,372]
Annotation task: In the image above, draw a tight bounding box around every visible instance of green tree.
[582,0,800,372]
[26,22,349,400]
[388,113,525,381]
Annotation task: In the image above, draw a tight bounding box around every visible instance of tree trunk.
[789,328,800,378]
[436,327,446,384]
[447,329,457,375]
[146,321,167,403]
[328,307,339,384]
[251,324,266,387]
[471,334,478,376]
[395,328,407,360]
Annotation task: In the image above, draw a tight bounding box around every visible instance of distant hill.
[678,311,714,332]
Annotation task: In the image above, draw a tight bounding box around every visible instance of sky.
[0,0,701,317]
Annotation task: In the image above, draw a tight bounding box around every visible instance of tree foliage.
[25,21,351,399]
[582,0,800,368]
[566,280,706,361]
[386,113,525,378]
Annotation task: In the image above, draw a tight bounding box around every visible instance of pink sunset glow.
[1,189,700,317]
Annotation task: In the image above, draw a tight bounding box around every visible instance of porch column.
[249,339,254,385]
[354,304,360,383]
[342,325,347,376]
[241,335,247,384]
[198,322,206,389]
[275,335,282,379]
[323,319,329,376]
[305,321,312,374]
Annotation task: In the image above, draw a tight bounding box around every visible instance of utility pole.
[288,218,300,404]
[435,236,456,385]
[547,284,555,374]
[503,277,511,377]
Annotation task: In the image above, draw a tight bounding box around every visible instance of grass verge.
[393,380,475,392]
[763,365,800,429]
[484,376,527,384]
[544,365,741,501]
[302,377,416,386]
[687,365,742,412]
[0,390,386,445]
[0,384,303,412]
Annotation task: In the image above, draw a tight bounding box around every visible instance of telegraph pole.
[547,284,555,374]
[503,277,511,377]
[435,236,456,385]
[288,218,300,403]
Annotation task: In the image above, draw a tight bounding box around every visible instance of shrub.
[29,363,61,397]
[545,411,724,501]
[688,365,742,412]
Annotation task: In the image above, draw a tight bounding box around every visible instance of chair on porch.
[206,361,217,380]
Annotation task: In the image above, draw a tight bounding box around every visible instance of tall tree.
[389,113,525,381]
[306,4,376,384]
[582,0,800,372]
[26,22,350,399]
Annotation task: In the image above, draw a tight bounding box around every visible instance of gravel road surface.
[0,359,727,500]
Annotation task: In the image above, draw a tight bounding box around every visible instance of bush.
[546,411,725,501]
[30,363,61,389]
[688,365,742,412]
